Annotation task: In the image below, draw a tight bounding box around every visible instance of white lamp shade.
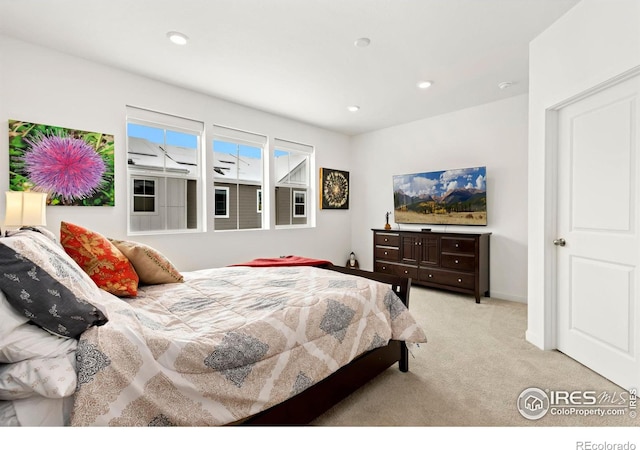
[4,191,47,227]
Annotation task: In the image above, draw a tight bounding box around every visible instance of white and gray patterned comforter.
[70,266,427,426]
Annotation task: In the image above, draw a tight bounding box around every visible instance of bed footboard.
[327,266,411,373]
[327,265,411,308]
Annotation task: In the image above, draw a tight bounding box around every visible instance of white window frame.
[214,186,230,218]
[126,106,204,235]
[274,138,315,228]
[211,125,267,231]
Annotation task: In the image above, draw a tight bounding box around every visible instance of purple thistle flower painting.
[24,133,106,202]
[8,120,115,206]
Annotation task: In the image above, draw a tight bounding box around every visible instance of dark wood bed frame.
[242,266,412,425]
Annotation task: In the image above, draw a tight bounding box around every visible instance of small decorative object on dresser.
[346,251,359,269]
[384,211,392,230]
[372,228,490,303]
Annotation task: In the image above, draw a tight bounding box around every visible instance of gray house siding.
[214,182,262,230]
[276,187,307,226]
[130,177,197,232]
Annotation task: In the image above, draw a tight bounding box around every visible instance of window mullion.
[235,143,240,229]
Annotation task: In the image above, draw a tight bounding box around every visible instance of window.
[293,190,306,217]
[256,189,262,213]
[274,138,313,226]
[132,178,156,214]
[214,187,229,218]
[126,106,203,234]
[212,125,266,231]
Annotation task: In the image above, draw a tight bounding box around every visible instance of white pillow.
[0,290,29,340]
[0,400,19,426]
[0,353,77,400]
[0,289,77,363]
[0,322,77,363]
[12,395,70,426]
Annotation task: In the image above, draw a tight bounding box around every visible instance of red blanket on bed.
[230,255,333,268]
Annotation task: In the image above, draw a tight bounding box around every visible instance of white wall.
[0,37,352,271]
[527,0,640,348]
[349,94,529,302]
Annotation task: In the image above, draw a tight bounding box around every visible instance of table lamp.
[3,191,48,235]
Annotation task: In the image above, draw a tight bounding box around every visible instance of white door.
[556,74,640,390]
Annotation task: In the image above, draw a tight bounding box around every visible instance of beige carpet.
[311,287,638,427]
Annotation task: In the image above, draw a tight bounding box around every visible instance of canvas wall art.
[393,166,487,225]
[8,120,115,206]
[319,168,349,209]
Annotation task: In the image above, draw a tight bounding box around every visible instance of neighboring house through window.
[293,190,306,218]
[126,106,204,233]
[126,111,313,233]
[132,178,156,213]
[212,125,266,230]
[214,186,230,218]
[274,138,313,227]
[257,189,262,213]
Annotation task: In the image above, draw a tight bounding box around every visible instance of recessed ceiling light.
[347,105,360,112]
[498,81,513,90]
[354,37,371,48]
[167,31,189,45]
[417,80,433,89]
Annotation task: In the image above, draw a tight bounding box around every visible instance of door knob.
[553,238,566,247]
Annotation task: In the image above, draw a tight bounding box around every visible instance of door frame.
[542,65,640,350]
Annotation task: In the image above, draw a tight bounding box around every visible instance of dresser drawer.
[375,261,396,274]
[375,233,400,247]
[393,264,418,279]
[420,268,475,290]
[374,262,417,278]
[441,237,476,254]
[441,253,475,271]
[375,246,399,261]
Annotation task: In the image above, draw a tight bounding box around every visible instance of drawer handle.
[455,243,459,248]
[404,270,408,274]
[455,259,459,264]
[428,274,433,278]
[384,251,388,255]
[458,278,462,283]
[384,238,388,242]
[382,266,386,270]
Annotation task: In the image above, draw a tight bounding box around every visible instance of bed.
[0,225,427,426]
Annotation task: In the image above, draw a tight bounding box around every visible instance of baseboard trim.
[525,330,545,350]
[488,290,527,303]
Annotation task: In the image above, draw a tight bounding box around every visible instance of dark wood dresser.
[372,229,490,303]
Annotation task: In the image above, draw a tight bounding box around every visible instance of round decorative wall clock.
[320,168,349,209]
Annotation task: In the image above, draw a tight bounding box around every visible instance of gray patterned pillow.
[0,230,108,338]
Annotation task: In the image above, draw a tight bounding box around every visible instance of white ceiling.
[0,0,580,136]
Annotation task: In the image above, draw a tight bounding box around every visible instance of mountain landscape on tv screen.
[393,167,487,225]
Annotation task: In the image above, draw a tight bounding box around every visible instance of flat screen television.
[393,166,487,226]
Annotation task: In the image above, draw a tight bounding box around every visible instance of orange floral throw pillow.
[60,221,139,297]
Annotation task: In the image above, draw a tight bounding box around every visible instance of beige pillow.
[109,239,183,285]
